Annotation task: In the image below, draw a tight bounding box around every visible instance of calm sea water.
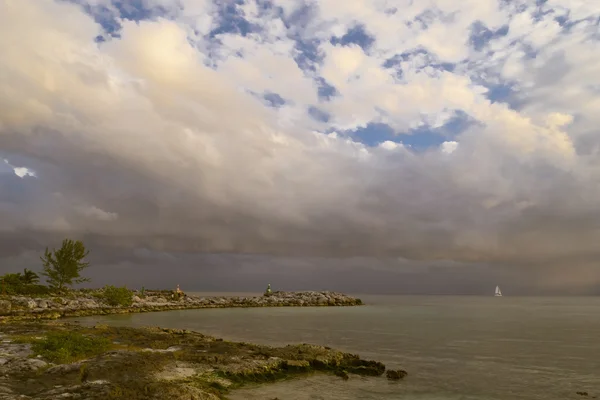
[77,295,600,400]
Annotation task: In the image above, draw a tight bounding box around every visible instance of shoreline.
[0,321,399,399]
[0,290,363,322]
[0,291,407,399]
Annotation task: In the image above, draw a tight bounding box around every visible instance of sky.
[1,0,600,295]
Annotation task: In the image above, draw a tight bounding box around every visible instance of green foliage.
[41,239,90,292]
[31,331,111,363]
[0,269,45,295]
[102,285,133,307]
[1,273,23,289]
[15,284,50,296]
[21,268,39,285]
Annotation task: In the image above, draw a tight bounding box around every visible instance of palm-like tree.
[20,268,39,285]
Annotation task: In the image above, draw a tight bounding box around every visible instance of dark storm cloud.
[1,0,600,294]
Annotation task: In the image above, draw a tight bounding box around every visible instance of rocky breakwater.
[0,290,363,321]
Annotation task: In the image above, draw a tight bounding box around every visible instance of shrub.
[16,284,51,296]
[102,285,134,307]
[31,331,111,363]
[0,271,48,296]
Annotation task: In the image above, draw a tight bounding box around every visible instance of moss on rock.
[0,322,391,399]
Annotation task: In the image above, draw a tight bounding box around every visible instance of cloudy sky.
[1,0,599,295]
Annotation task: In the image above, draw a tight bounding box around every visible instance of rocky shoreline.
[0,321,403,400]
[0,290,363,321]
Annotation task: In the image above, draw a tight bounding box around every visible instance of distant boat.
[495,285,502,297]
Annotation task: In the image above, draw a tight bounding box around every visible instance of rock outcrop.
[386,369,408,380]
[0,322,388,400]
[0,290,363,321]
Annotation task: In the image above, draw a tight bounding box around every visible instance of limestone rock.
[386,369,407,380]
[0,300,11,314]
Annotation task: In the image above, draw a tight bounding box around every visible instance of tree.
[21,268,40,285]
[41,239,90,292]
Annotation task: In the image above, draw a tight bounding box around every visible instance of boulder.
[7,357,48,373]
[0,300,11,314]
[67,300,80,308]
[334,370,349,380]
[386,369,407,380]
[47,363,83,375]
[37,299,49,309]
[81,299,98,309]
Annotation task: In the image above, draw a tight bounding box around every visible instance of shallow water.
[77,295,600,399]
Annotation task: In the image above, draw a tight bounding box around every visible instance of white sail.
[495,285,502,296]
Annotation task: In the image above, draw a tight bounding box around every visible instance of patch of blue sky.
[263,92,287,108]
[292,37,324,72]
[0,154,39,180]
[62,1,121,37]
[410,9,442,30]
[315,77,338,101]
[554,14,569,27]
[330,25,375,51]
[465,69,523,110]
[114,0,166,21]
[530,0,556,22]
[0,158,13,175]
[255,0,284,19]
[342,111,475,151]
[383,49,455,80]
[344,123,397,147]
[209,0,260,37]
[469,22,509,52]
[63,0,171,39]
[485,83,522,108]
[243,90,289,108]
[555,14,600,34]
[283,2,316,32]
[307,106,330,123]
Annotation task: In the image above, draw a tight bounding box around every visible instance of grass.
[31,330,112,363]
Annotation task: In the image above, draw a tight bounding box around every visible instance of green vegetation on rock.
[1,322,391,399]
[30,330,111,363]
[100,285,134,307]
[0,269,48,296]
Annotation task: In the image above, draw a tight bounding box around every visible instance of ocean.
[77,295,600,399]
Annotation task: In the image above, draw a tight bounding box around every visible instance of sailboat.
[494,285,502,297]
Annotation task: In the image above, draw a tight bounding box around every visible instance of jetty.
[0,289,363,321]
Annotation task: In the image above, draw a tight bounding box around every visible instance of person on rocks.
[172,284,185,300]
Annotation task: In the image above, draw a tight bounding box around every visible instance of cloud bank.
[1,0,599,293]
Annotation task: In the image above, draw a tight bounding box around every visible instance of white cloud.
[13,167,36,178]
[77,205,118,221]
[379,141,404,151]
[0,0,600,274]
[3,159,36,178]
[441,141,458,154]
